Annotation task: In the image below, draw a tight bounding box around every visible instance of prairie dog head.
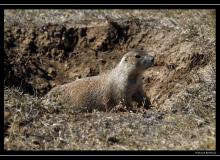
[119,49,154,73]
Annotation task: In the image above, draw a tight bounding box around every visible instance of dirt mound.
[4,17,215,104]
[4,20,132,95]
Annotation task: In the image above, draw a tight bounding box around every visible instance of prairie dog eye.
[135,55,141,58]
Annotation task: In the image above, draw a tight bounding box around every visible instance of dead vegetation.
[4,9,216,150]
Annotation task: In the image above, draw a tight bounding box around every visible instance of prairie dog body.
[47,49,154,112]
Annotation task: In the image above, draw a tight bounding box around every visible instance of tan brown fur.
[46,49,154,112]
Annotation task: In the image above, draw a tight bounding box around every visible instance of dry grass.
[4,63,216,150]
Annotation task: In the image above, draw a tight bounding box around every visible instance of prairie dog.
[46,49,154,112]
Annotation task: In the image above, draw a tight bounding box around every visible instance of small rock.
[48,67,56,78]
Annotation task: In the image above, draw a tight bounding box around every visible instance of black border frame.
[1,4,219,156]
